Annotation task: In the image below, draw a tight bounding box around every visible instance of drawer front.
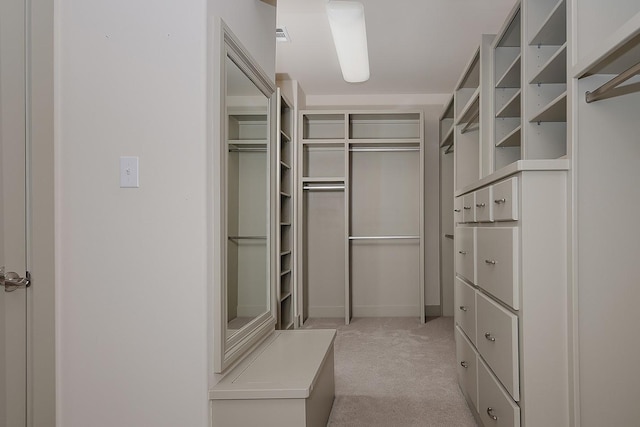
[476,292,519,401]
[492,177,518,221]
[454,278,477,345]
[455,227,475,283]
[478,358,520,427]
[476,227,519,310]
[454,196,463,224]
[455,326,478,412]
[462,193,476,223]
[475,186,493,222]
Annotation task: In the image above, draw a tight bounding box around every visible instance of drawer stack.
[454,169,569,427]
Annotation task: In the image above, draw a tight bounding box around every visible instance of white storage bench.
[210,329,336,427]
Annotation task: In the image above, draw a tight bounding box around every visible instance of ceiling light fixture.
[326,0,370,83]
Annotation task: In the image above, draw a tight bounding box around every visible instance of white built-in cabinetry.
[297,111,424,324]
[448,1,573,426]
[571,2,640,426]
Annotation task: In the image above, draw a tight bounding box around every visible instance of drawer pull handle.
[460,361,468,368]
[458,251,467,255]
[494,198,506,204]
[459,306,468,312]
[484,332,496,342]
[463,206,471,210]
[454,209,461,212]
[487,407,498,421]
[485,260,496,265]
[476,203,486,208]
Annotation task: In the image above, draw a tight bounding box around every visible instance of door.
[1,0,29,424]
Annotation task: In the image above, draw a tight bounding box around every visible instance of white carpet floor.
[303,317,477,427]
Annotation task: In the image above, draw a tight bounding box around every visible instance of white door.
[1,0,29,424]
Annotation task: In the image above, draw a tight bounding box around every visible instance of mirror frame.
[214,22,277,373]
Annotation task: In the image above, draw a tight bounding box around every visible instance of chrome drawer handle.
[460,361,468,368]
[485,260,496,265]
[487,407,498,421]
[476,203,486,208]
[454,209,461,212]
[494,198,506,204]
[459,306,468,312]
[485,332,496,342]
[458,251,467,255]
[463,206,471,210]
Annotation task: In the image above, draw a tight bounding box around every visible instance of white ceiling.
[276,0,518,97]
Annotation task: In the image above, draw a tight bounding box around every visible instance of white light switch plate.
[120,156,139,188]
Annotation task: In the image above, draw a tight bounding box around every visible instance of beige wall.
[55,1,275,426]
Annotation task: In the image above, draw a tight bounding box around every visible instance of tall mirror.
[216,23,276,373]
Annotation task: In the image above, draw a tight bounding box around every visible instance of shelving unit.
[276,90,294,330]
[439,96,454,151]
[493,5,523,171]
[298,110,424,325]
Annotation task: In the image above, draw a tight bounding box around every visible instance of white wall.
[55,1,275,426]
[302,94,448,311]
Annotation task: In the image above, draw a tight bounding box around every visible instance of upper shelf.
[530,91,567,123]
[456,89,480,126]
[530,43,567,84]
[496,54,522,88]
[530,0,567,46]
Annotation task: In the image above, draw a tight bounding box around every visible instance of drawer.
[476,227,519,310]
[492,177,518,221]
[462,192,476,223]
[454,197,463,224]
[455,326,478,412]
[455,227,475,283]
[475,186,493,222]
[454,278,477,345]
[478,357,520,427]
[476,292,519,401]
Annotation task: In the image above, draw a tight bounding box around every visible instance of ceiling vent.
[276,26,291,42]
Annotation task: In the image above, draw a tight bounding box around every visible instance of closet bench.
[210,329,336,427]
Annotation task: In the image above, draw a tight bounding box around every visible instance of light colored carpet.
[303,317,477,427]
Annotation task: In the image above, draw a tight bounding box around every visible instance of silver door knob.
[1,267,31,292]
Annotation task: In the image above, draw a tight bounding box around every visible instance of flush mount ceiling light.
[326,0,370,83]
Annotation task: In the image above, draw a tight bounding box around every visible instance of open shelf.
[496,125,522,147]
[280,192,291,198]
[302,177,345,183]
[456,89,480,125]
[280,130,291,142]
[530,0,567,46]
[530,91,567,122]
[440,125,454,148]
[530,43,567,84]
[496,89,522,118]
[280,291,292,303]
[496,54,522,88]
[281,161,291,169]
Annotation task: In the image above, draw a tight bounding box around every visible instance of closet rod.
[349,235,420,240]
[349,147,419,152]
[444,144,454,154]
[585,61,640,103]
[460,110,480,134]
[303,185,345,191]
[228,236,267,240]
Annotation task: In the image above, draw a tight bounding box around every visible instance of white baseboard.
[308,306,345,318]
[352,305,421,317]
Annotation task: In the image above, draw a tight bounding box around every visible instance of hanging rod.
[460,110,480,134]
[303,185,345,191]
[586,61,640,103]
[349,235,420,240]
[228,236,267,240]
[349,147,419,152]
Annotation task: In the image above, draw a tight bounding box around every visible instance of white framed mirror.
[215,22,276,373]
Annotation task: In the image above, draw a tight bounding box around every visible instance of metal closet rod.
[349,147,419,152]
[586,61,640,103]
[349,235,420,240]
[303,185,345,190]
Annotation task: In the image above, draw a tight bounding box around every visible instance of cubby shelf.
[530,0,567,46]
[530,43,567,84]
[496,54,522,88]
[496,125,522,147]
[530,91,567,122]
[496,89,522,118]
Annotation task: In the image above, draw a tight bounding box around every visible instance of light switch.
[120,156,139,188]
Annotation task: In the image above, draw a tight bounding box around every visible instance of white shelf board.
[280,269,291,277]
[455,88,480,125]
[529,0,567,46]
[496,54,522,88]
[280,130,291,142]
[280,291,292,302]
[280,250,291,257]
[348,138,421,145]
[280,192,291,198]
[530,43,567,84]
[302,177,345,183]
[496,125,522,148]
[228,139,268,145]
[280,161,291,169]
[439,126,454,148]
[530,91,567,123]
[574,10,640,77]
[301,139,345,145]
[496,89,522,118]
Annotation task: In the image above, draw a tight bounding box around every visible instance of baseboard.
[352,305,421,317]
[308,306,345,318]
